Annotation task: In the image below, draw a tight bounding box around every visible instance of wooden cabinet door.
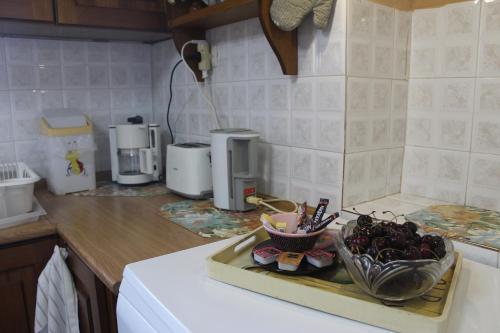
[0,236,58,333]
[0,0,54,22]
[56,0,167,31]
[66,247,117,333]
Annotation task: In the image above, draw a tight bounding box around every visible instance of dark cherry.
[420,243,433,259]
[404,246,421,260]
[357,214,373,227]
[434,246,446,259]
[372,237,387,250]
[357,235,370,248]
[403,221,418,234]
[366,246,378,259]
[431,236,445,250]
[381,249,400,263]
[412,233,422,244]
[371,224,385,237]
[389,231,407,249]
[344,235,354,247]
[387,222,398,229]
[421,235,434,244]
[401,228,414,240]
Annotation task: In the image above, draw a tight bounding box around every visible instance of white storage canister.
[40,114,96,195]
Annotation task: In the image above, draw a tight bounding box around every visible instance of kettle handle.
[139,148,153,175]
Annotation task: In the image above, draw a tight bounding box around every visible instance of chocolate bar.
[311,198,329,226]
[311,212,340,232]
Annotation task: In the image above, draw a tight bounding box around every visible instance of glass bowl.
[333,220,455,301]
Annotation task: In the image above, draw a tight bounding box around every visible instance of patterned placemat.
[159,200,269,238]
[72,181,168,197]
[406,205,500,251]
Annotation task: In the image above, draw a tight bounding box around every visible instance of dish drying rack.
[0,162,44,228]
[0,162,40,185]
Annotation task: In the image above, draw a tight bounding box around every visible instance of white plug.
[196,41,211,73]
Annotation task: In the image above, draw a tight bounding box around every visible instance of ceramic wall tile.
[268,115,290,145]
[315,30,346,76]
[230,82,248,113]
[290,147,313,181]
[0,65,8,90]
[87,42,109,64]
[6,38,34,65]
[291,113,314,148]
[314,76,345,113]
[290,179,314,204]
[8,65,35,89]
[402,146,469,204]
[316,113,344,153]
[37,66,62,89]
[36,40,61,65]
[297,20,316,76]
[410,1,480,78]
[476,78,500,113]
[0,92,10,115]
[314,150,342,186]
[40,90,63,110]
[0,114,13,142]
[0,143,16,163]
[63,65,88,88]
[291,78,314,111]
[11,90,39,114]
[266,79,290,112]
[62,41,86,64]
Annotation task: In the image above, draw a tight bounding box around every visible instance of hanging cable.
[167,59,183,144]
[180,40,221,129]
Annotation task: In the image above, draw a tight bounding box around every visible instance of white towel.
[35,245,79,333]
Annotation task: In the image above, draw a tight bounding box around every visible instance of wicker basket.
[263,224,324,252]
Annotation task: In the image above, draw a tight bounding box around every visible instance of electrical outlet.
[197,41,211,72]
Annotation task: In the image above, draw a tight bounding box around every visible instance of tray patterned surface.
[160,200,268,238]
[406,205,500,251]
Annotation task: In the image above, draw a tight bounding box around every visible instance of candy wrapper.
[311,198,329,225]
[297,202,308,227]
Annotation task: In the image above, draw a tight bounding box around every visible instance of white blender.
[109,116,162,185]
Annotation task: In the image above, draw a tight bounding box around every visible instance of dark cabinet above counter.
[0,0,170,42]
[56,0,167,32]
[0,0,54,22]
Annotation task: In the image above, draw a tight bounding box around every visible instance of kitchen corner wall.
[402,0,500,211]
[153,1,348,212]
[342,0,411,207]
[0,37,153,176]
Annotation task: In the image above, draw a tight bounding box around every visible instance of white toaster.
[166,143,213,199]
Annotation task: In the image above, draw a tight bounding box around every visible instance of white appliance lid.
[119,238,500,333]
[42,108,87,128]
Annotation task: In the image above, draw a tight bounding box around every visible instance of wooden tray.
[207,227,463,333]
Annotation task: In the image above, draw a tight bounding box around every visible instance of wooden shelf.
[168,0,259,30]
[167,0,297,81]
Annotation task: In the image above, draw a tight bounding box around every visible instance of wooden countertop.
[0,217,57,246]
[36,190,215,294]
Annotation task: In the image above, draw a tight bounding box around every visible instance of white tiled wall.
[152,1,347,212]
[343,0,411,206]
[0,38,153,176]
[402,0,500,211]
